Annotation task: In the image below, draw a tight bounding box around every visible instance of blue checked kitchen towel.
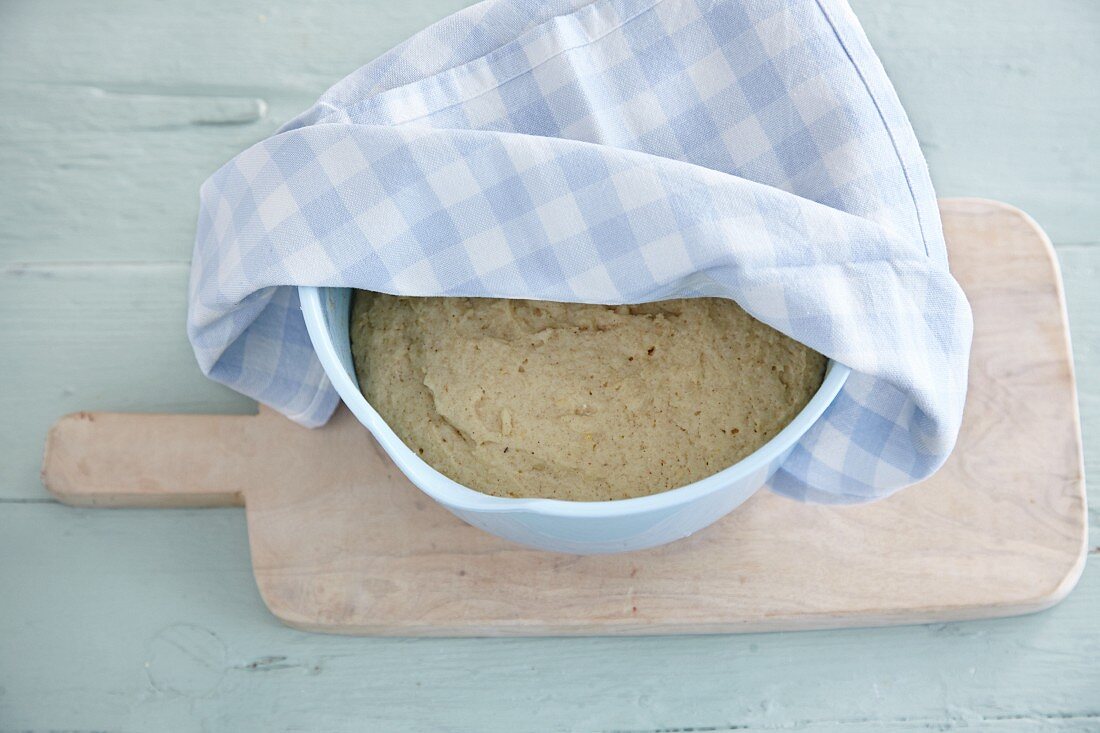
[188,0,973,503]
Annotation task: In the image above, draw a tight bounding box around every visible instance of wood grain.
[40,199,1087,636]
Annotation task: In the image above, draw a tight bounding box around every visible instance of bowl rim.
[299,286,850,517]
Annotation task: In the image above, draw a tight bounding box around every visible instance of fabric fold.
[188,0,972,502]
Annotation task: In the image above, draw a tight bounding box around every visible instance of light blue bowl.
[300,286,849,554]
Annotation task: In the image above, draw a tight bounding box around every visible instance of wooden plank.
[0,0,475,89]
[0,83,287,263]
[1,0,1098,263]
[0,0,475,263]
[5,265,1092,513]
[4,244,1093,505]
[1057,245,1100,482]
[11,255,1100,503]
[0,263,254,499]
[8,251,1089,505]
[0,501,1097,731]
[852,0,1100,246]
[38,200,1088,636]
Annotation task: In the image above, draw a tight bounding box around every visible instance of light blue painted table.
[1,1,1097,730]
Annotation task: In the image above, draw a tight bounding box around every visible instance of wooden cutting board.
[41,199,1087,636]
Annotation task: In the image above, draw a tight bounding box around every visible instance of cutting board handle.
[41,410,274,507]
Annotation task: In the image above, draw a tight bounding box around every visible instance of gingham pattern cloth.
[188,0,973,503]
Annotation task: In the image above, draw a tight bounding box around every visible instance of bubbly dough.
[350,293,826,502]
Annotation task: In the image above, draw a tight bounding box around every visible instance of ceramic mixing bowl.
[300,286,849,554]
